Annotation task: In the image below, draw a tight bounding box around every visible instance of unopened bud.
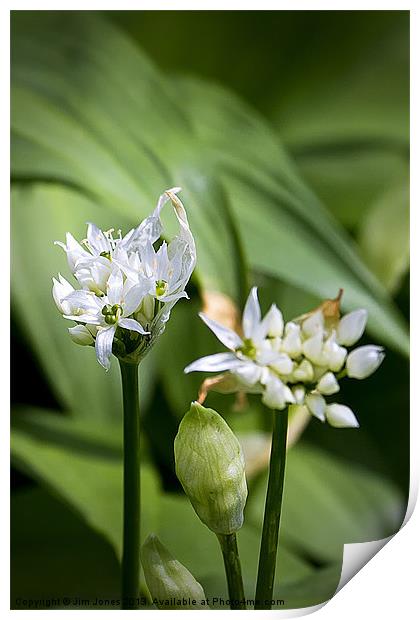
[302,310,324,337]
[305,392,326,421]
[141,534,208,609]
[264,304,284,337]
[337,309,368,346]
[52,274,74,315]
[68,324,94,346]
[316,371,340,395]
[281,322,302,358]
[174,402,247,535]
[325,403,359,428]
[346,345,385,379]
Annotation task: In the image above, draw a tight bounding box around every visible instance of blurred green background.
[11,10,409,609]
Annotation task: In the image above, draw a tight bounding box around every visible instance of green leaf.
[171,74,409,355]
[358,182,410,292]
[11,406,339,609]
[155,492,315,606]
[11,12,409,358]
[11,14,241,302]
[294,147,408,230]
[11,487,121,607]
[269,14,409,148]
[247,443,405,563]
[11,407,160,558]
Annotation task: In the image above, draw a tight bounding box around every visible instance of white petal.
[118,318,149,335]
[232,362,263,387]
[87,222,110,254]
[63,290,103,312]
[302,310,324,337]
[95,325,116,370]
[255,343,281,365]
[346,345,385,379]
[316,372,340,395]
[68,325,94,346]
[305,392,326,421]
[52,274,74,313]
[55,232,90,273]
[163,189,196,281]
[184,352,244,374]
[160,291,189,303]
[325,404,359,428]
[107,269,124,305]
[124,283,148,316]
[199,312,243,350]
[337,309,368,346]
[242,287,261,339]
[64,313,102,325]
[270,353,294,375]
[269,336,282,352]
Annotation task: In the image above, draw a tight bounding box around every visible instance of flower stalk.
[255,408,289,610]
[119,360,141,610]
[217,533,246,610]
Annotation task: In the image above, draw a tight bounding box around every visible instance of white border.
[4,2,417,618]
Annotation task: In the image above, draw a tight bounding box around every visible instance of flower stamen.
[102,303,122,325]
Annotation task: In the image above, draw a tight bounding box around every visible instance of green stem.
[217,533,246,610]
[119,360,141,610]
[255,408,289,610]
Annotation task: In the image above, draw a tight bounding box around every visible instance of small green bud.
[141,534,208,609]
[174,402,248,535]
[155,279,168,298]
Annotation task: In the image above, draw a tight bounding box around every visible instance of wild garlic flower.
[184,288,385,428]
[53,188,196,369]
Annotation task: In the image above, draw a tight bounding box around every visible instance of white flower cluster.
[185,287,385,428]
[53,188,196,370]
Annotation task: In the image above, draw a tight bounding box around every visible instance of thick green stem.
[119,360,141,610]
[217,533,246,610]
[255,408,289,610]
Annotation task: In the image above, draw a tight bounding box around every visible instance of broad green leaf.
[11,407,334,610]
[11,408,160,558]
[11,13,241,302]
[247,443,405,563]
[268,15,409,148]
[11,487,121,606]
[156,493,315,606]
[11,13,409,357]
[170,75,409,355]
[295,147,408,230]
[358,182,410,292]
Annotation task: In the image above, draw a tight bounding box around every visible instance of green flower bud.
[174,402,248,535]
[141,534,208,609]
